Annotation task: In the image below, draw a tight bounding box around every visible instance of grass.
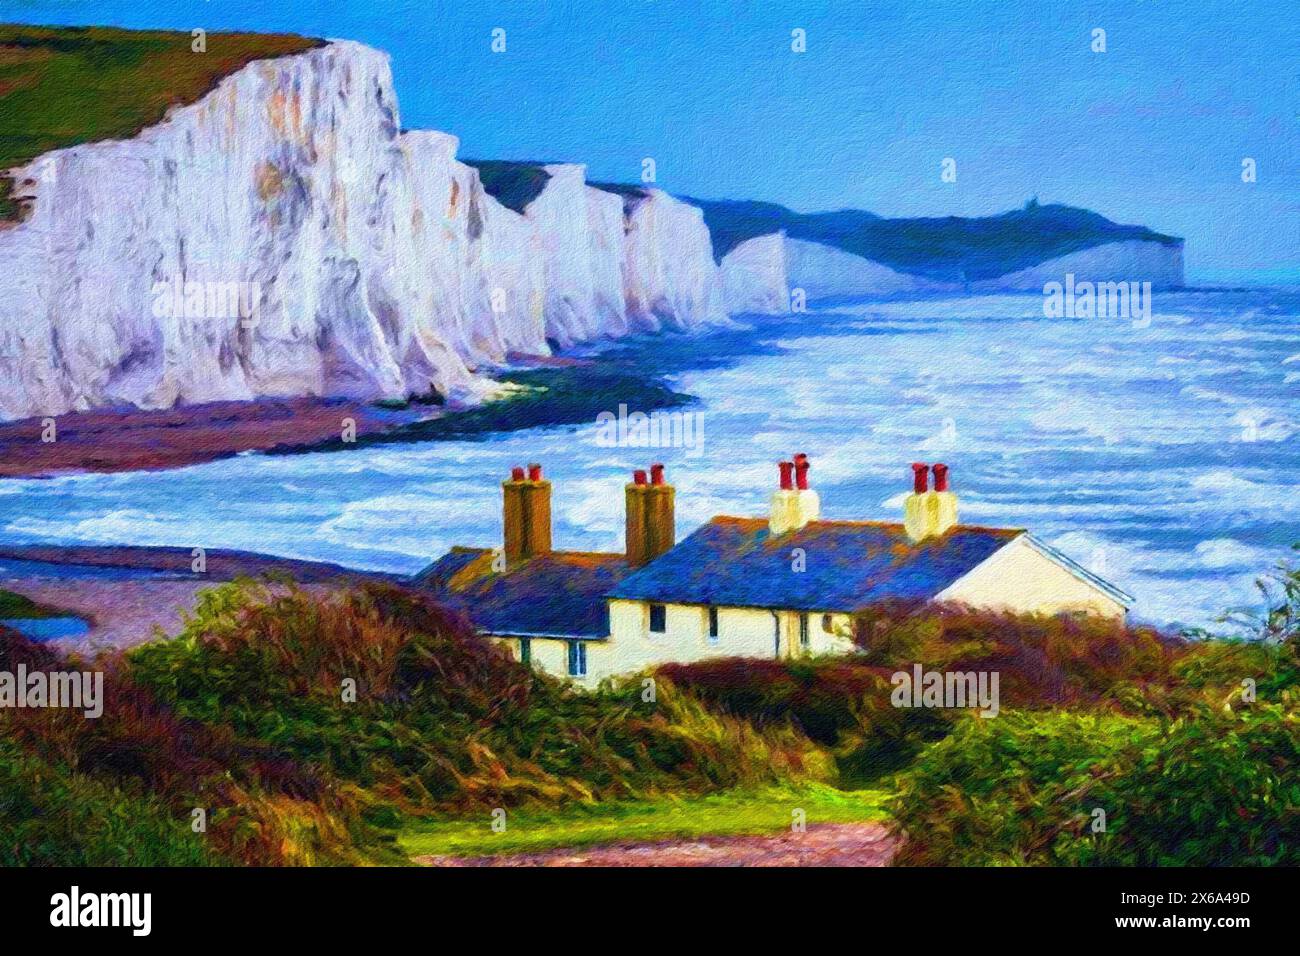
[0,24,320,218]
[688,197,1181,279]
[2,566,1292,866]
[397,784,890,859]
[0,588,58,619]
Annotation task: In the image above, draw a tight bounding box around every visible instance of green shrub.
[127,580,831,813]
[0,589,59,619]
[0,622,377,866]
[657,656,950,786]
[856,604,1184,713]
[0,739,217,866]
[891,706,1300,866]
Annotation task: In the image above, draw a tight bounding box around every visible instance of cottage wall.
[934,535,1127,620]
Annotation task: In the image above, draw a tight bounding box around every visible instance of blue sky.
[2,0,1295,282]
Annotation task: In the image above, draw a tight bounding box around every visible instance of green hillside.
[0,23,321,217]
[3,569,1296,866]
[0,588,56,618]
[685,196,1183,281]
[464,160,555,214]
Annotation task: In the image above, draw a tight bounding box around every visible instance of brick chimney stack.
[626,465,675,567]
[503,463,552,562]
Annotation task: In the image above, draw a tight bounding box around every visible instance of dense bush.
[657,657,949,785]
[0,737,218,866]
[657,605,1240,786]
[0,580,833,864]
[891,705,1300,866]
[0,622,377,866]
[855,603,1186,713]
[6,572,1298,867]
[128,580,831,812]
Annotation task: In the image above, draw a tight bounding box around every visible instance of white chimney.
[904,462,958,543]
[769,453,820,535]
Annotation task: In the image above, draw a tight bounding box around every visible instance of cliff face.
[970,239,1185,292]
[720,233,789,315]
[525,164,629,347]
[719,234,1184,314]
[0,41,733,421]
[694,197,1184,285]
[395,131,547,365]
[621,189,728,331]
[0,42,467,419]
[0,35,1187,422]
[784,239,957,298]
[720,235,955,311]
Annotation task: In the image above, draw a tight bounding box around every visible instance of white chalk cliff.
[969,239,1185,293]
[0,41,731,421]
[720,234,1182,314]
[0,38,1186,421]
[720,233,791,315]
[720,235,951,312]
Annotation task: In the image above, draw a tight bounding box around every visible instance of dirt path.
[415,822,898,867]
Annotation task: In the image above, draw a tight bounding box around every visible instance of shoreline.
[6,285,1266,481]
[0,396,428,479]
[0,336,712,479]
[0,543,399,651]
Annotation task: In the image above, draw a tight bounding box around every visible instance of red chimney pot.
[793,453,810,490]
[911,462,930,494]
[527,463,542,481]
[932,463,950,492]
[633,469,648,486]
[511,466,525,481]
[778,461,795,491]
[650,463,666,486]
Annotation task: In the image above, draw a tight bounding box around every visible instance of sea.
[1,288,1297,630]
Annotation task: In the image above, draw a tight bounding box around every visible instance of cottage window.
[649,604,667,634]
[519,638,531,665]
[707,606,719,643]
[567,641,587,677]
[799,614,810,649]
[822,614,834,633]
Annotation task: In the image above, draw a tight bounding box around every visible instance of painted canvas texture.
[0,0,1295,875]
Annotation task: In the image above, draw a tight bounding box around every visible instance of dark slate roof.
[414,548,632,639]
[607,517,1025,612]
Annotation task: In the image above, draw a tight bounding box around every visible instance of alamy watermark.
[0,665,103,718]
[50,886,150,936]
[595,403,704,457]
[891,664,999,717]
[151,276,262,325]
[1043,273,1152,324]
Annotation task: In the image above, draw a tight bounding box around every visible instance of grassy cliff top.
[463,161,653,215]
[0,23,321,214]
[0,588,57,619]
[463,159,555,213]
[686,196,1183,281]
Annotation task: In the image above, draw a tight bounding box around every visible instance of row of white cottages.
[416,458,1131,685]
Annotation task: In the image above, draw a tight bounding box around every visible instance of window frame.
[799,613,810,649]
[707,606,719,643]
[648,603,667,635]
[567,640,587,677]
[519,637,531,665]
